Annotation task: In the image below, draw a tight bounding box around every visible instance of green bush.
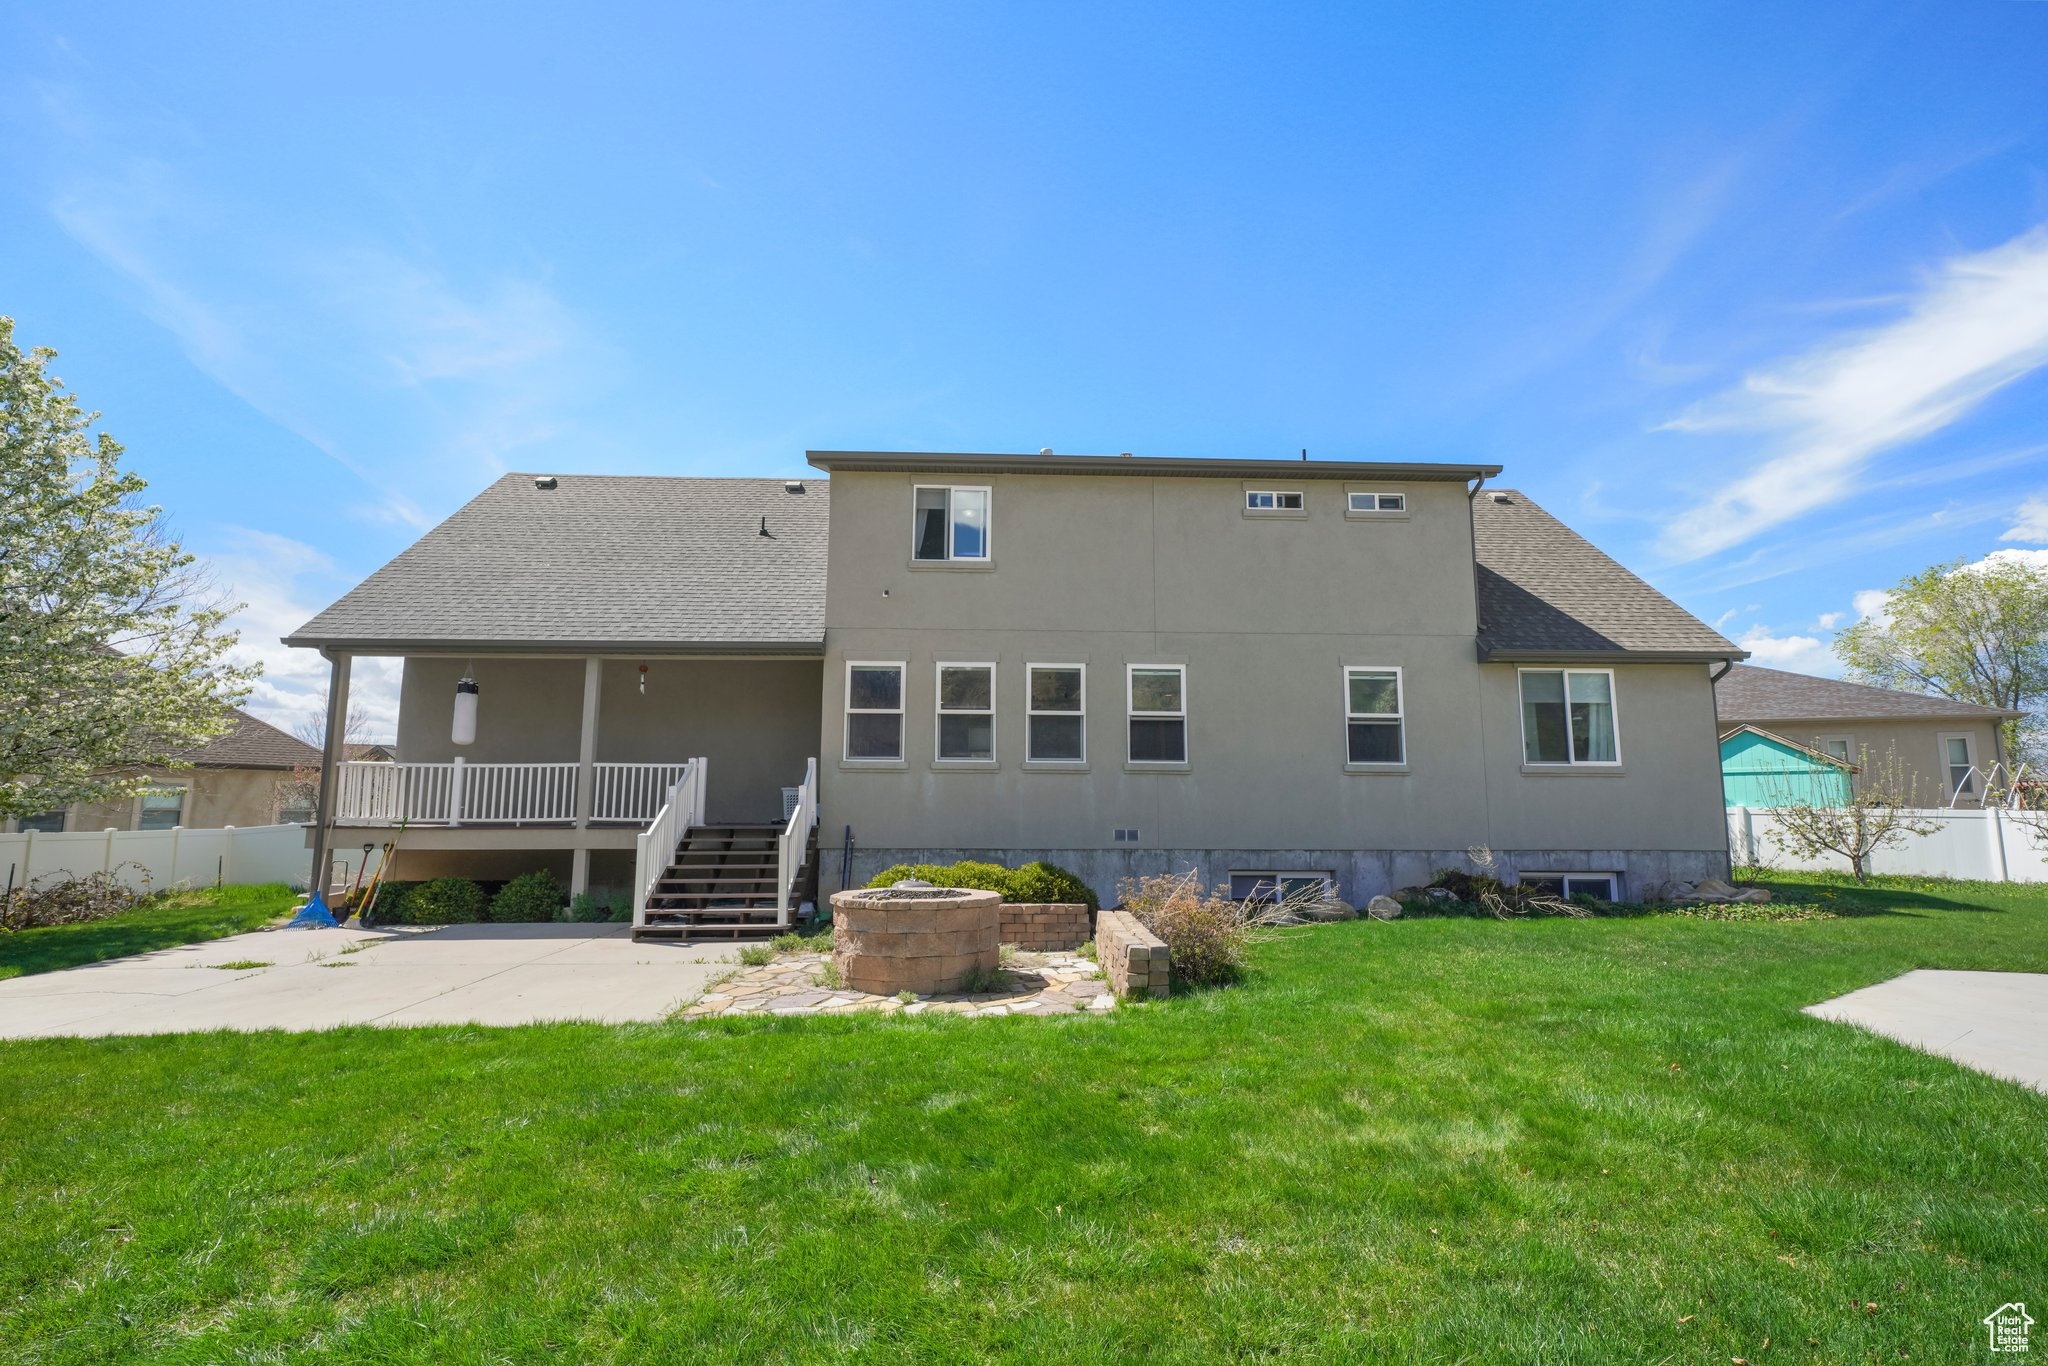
[490,870,565,923]
[393,877,487,926]
[1006,860,1098,910]
[864,859,1096,909]
[361,881,422,925]
[568,892,616,924]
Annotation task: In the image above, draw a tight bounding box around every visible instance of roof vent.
[1119,451,1133,458]
[1489,491,1511,504]
[533,475,558,491]
[1039,447,1054,456]
[784,479,805,494]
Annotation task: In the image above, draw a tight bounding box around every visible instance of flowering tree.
[0,317,256,819]
[1764,744,1942,883]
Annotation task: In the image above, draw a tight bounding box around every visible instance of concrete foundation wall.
[845,846,1731,910]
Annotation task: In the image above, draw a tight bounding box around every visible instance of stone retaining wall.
[1000,902,1093,951]
[1095,909,1170,998]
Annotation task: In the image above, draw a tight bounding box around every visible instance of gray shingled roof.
[1472,490,1743,661]
[1715,663,2020,722]
[286,475,829,652]
[176,710,323,770]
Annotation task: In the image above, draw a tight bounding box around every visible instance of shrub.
[1006,860,1099,909]
[490,870,565,923]
[567,892,615,924]
[393,877,487,926]
[865,859,1097,908]
[1118,871,1272,988]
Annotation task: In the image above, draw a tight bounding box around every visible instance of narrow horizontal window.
[1128,665,1187,764]
[1345,667,1405,765]
[1246,490,1304,511]
[1027,664,1086,763]
[936,663,994,761]
[1347,491,1406,514]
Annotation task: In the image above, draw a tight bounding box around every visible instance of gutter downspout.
[1467,475,1494,850]
[1709,658,1738,874]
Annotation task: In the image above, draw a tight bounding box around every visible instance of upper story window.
[1347,491,1406,514]
[1344,667,1405,765]
[1245,490,1304,512]
[845,662,906,761]
[1941,734,1977,797]
[1128,665,1187,764]
[1519,668,1618,765]
[935,663,995,762]
[913,486,990,561]
[1027,664,1086,763]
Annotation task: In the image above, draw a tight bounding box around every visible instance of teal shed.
[1719,725,1856,808]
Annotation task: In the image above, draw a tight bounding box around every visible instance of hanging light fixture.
[452,665,479,745]
[639,663,649,696]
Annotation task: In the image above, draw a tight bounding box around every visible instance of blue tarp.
[285,892,340,929]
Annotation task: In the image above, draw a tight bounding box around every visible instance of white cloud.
[1713,607,1743,630]
[2000,496,2048,544]
[1853,588,1891,621]
[1736,625,1837,675]
[1815,611,1844,630]
[202,529,400,741]
[1660,225,2048,559]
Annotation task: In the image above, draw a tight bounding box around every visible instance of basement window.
[1521,873,1619,902]
[1229,872,1334,905]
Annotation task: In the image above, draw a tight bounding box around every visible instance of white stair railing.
[632,756,706,930]
[774,757,819,928]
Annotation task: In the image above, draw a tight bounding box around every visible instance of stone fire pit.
[830,883,1002,995]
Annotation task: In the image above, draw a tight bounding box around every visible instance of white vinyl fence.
[1729,805,2048,882]
[0,823,316,896]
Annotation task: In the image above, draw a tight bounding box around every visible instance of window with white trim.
[1940,733,1977,797]
[935,663,995,761]
[138,786,187,831]
[1245,490,1304,511]
[1229,872,1334,904]
[912,486,990,561]
[1128,665,1187,764]
[1027,664,1085,763]
[1347,491,1406,514]
[17,810,66,834]
[1521,872,1619,901]
[1519,668,1619,765]
[845,662,905,760]
[1345,667,1405,764]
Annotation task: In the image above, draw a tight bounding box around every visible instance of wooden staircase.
[634,822,818,939]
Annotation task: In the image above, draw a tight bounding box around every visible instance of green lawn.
[2,872,2044,1362]
[0,883,298,982]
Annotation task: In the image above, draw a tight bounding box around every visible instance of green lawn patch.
[2,872,2044,1361]
[0,883,297,981]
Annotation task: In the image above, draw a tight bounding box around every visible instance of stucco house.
[1713,664,2022,806]
[1717,724,1857,808]
[3,709,322,835]
[285,451,1748,933]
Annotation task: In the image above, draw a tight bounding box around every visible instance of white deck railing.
[336,759,693,826]
[774,757,819,928]
[593,762,697,822]
[633,758,707,929]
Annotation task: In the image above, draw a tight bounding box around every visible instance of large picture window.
[1128,665,1187,764]
[845,662,906,761]
[1344,667,1405,764]
[1519,668,1618,765]
[1027,664,1086,763]
[936,663,995,761]
[912,486,990,561]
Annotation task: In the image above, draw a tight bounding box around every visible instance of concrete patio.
[0,923,742,1039]
[1805,968,2048,1094]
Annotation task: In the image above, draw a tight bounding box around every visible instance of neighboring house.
[3,709,323,834]
[284,453,1747,930]
[1718,724,1856,808]
[1713,664,2022,806]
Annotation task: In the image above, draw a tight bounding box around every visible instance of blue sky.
[6,2,2048,737]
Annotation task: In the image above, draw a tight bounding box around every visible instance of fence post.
[169,825,183,888]
[450,756,466,827]
[222,826,237,886]
[102,828,117,875]
[1988,807,2012,883]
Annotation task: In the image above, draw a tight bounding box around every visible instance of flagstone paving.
[679,949,1115,1019]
